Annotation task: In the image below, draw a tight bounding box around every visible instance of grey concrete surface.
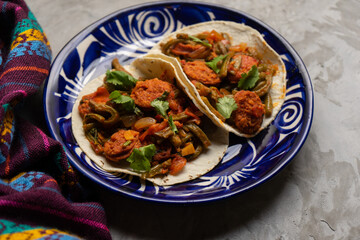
[26,0,360,239]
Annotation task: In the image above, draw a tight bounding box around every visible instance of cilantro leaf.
[189,35,212,48]
[106,70,137,91]
[216,96,238,119]
[156,91,169,101]
[127,149,150,171]
[134,106,143,116]
[141,144,157,160]
[206,55,227,74]
[126,144,156,172]
[150,98,169,118]
[150,91,180,133]
[168,115,178,133]
[109,91,135,112]
[237,65,260,90]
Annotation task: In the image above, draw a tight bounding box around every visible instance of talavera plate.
[44,1,313,203]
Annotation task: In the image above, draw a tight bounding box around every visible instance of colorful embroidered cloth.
[0,1,111,239]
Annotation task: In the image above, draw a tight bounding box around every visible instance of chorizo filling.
[78,59,211,177]
[161,30,279,135]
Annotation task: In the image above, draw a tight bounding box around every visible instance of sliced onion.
[134,117,156,131]
[120,115,137,128]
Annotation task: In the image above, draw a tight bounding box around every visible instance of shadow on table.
[93,157,297,239]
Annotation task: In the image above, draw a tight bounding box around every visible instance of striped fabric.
[0,1,111,239]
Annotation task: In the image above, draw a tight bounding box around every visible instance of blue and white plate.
[44,1,313,203]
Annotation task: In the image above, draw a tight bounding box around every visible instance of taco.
[147,21,287,137]
[71,57,228,186]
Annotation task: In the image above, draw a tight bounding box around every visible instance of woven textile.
[0,1,111,239]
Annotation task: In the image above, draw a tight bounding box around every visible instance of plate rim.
[43,0,314,204]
